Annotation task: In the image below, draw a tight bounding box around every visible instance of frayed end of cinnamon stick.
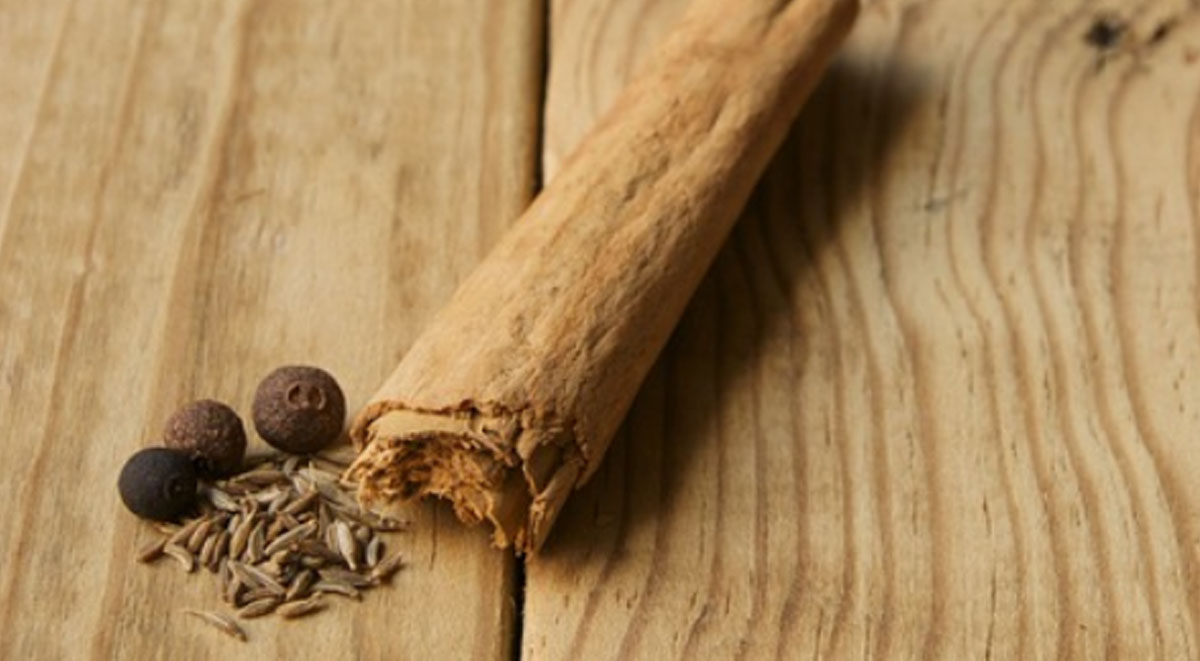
[346,404,583,553]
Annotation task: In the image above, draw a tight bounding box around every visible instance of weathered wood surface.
[4,0,1200,659]
[0,0,539,658]
[525,0,1200,659]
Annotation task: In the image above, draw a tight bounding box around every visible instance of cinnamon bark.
[348,0,859,552]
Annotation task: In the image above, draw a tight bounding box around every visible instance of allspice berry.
[163,399,247,477]
[252,365,346,454]
[118,448,198,521]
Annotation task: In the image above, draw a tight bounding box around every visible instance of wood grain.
[0,0,540,658]
[525,0,1200,659]
[7,0,1200,658]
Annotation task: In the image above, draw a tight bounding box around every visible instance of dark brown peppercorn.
[163,399,247,477]
[252,365,346,454]
[118,448,198,521]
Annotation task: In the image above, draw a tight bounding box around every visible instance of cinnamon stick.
[348,0,859,552]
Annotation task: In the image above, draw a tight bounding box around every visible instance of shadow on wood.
[536,57,928,564]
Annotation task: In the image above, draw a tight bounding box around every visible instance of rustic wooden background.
[2,0,1198,659]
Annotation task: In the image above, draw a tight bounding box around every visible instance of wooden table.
[2,0,1198,658]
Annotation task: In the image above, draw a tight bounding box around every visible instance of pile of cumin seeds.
[136,452,407,640]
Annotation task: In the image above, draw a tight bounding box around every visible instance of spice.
[345,0,859,553]
[183,609,246,642]
[164,543,196,573]
[163,400,247,477]
[312,581,360,600]
[370,553,404,582]
[118,448,198,521]
[135,453,407,627]
[237,598,280,619]
[252,366,346,454]
[276,596,325,619]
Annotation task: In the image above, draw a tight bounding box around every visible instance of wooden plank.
[526,0,1200,658]
[0,0,541,658]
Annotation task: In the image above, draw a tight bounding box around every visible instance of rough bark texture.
[348,0,859,552]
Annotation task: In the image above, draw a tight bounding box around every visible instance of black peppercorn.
[163,399,247,477]
[117,447,198,521]
[252,365,346,454]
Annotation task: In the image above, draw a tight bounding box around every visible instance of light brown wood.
[525,0,1200,659]
[348,0,857,554]
[8,0,1200,658]
[0,0,539,658]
